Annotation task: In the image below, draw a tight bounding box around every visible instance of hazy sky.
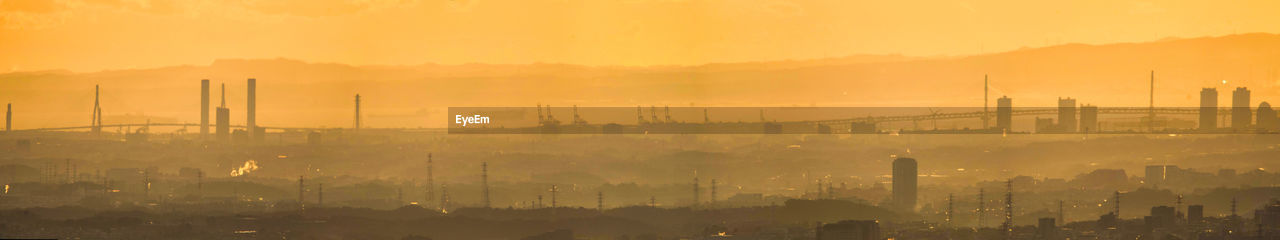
[1,0,1277,73]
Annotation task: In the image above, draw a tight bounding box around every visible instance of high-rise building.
[996,96,1012,132]
[1148,206,1177,228]
[1188,205,1204,224]
[1232,87,1251,129]
[892,157,917,212]
[1057,98,1077,132]
[246,78,256,140]
[201,79,210,140]
[1200,88,1217,130]
[1258,102,1277,131]
[1253,201,1280,234]
[1036,218,1058,240]
[816,220,880,240]
[1080,104,1098,133]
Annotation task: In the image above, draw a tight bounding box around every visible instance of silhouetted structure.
[426,153,434,209]
[892,157,917,212]
[1058,97,1077,132]
[692,175,700,207]
[979,188,986,228]
[1114,191,1122,219]
[1036,218,1058,240]
[710,179,717,207]
[481,162,490,208]
[984,75,990,129]
[850,121,876,134]
[1080,104,1098,133]
[1200,88,1217,130]
[1003,179,1014,239]
[298,175,305,210]
[91,85,101,135]
[946,193,954,225]
[201,79,210,140]
[216,84,230,143]
[246,78,256,141]
[549,184,558,208]
[997,96,1012,132]
[354,94,361,131]
[1254,200,1280,237]
[816,220,880,240]
[1232,87,1251,129]
[1146,206,1176,229]
[1258,102,1277,130]
[1188,204,1204,224]
[441,183,451,211]
[4,103,9,133]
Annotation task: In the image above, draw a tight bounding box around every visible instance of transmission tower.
[482,162,490,208]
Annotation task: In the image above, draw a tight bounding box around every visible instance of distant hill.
[1,33,1277,129]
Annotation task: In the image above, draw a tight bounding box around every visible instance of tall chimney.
[246,78,256,140]
[216,83,230,143]
[5,103,10,133]
[201,79,210,140]
[354,94,361,130]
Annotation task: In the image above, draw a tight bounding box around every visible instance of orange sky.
[0,0,1278,72]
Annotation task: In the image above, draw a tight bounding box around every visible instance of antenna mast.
[1004,180,1014,240]
[426,153,434,209]
[482,162,490,208]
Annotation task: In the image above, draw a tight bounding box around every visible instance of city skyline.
[1,32,1279,130]
[2,1,1279,239]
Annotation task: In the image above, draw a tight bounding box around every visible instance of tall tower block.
[1080,104,1099,132]
[201,79,210,140]
[246,78,256,140]
[892,157,918,212]
[1232,87,1251,129]
[996,96,1012,132]
[1057,97,1077,132]
[1200,88,1218,130]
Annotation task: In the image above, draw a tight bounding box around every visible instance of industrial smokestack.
[5,103,10,133]
[354,94,361,131]
[216,83,230,143]
[201,79,209,140]
[246,78,256,141]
